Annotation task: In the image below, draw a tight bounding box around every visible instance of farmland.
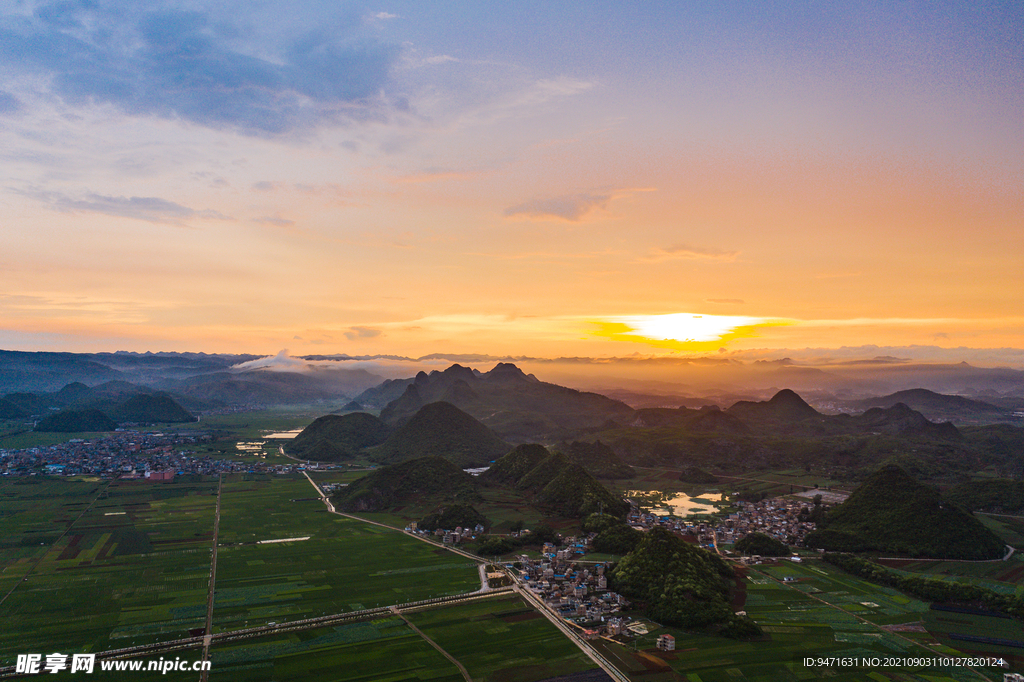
[0,476,216,658]
[3,462,1024,681]
[0,473,482,668]
[207,593,599,682]
[591,558,1009,682]
[212,475,480,631]
[403,594,598,681]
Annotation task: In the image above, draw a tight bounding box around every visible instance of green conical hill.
[373,401,509,468]
[516,452,572,490]
[54,382,92,406]
[611,527,755,635]
[333,456,478,512]
[289,412,391,461]
[536,462,629,518]
[35,409,116,433]
[479,443,550,486]
[0,397,28,419]
[943,478,1024,515]
[563,440,634,479]
[727,389,820,421]
[419,504,489,532]
[804,465,1004,560]
[112,394,195,423]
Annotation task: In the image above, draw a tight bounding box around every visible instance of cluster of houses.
[0,431,302,478]
[516,553,632,637]
[404,522,488,545]
[625,496,820,550]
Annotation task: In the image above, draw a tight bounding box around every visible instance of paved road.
[199,473,223,682]
[301,470,629,681]
[0,590,517,678]
[1,471,629,681]
[513,583,630,682]
[391,606,472,682]
[300,470,489,566]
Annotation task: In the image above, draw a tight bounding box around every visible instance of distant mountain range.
[842,388,1011,423]
[360,362,635,441]
[272,363,1024,482]
[598,389,1024,481]
[0,349,382,408]
[30,392,197,432]
[3,351,1023,481]
[0,380,199,432]
[1,349,1020,423]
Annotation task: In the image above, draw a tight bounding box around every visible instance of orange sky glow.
[0,3,1021,367]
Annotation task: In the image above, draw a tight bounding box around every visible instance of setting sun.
[590,313,787,351]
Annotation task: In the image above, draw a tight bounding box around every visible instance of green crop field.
[8,461,1022,681]
[404,594,598,682]
[976,513,1024,549]
[309,469,374,485]
[0,477,217,662]
[180,408,326,440]
[592,558,1006,681]
[924,607,1024,665]
[211,473,481,631]
[209,594,598,682]
[0,473,482,667]
[210,615,464,682]
[873,555,1024,596]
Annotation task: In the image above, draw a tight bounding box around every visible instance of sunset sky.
[1,1,1022,365]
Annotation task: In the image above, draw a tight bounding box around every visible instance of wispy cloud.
[706,298,746,304]
[254,216,294,227]
[504,192,610,221]
[0,91,21,115]
[504,186,653,222]
[232,349,309,372]
[344,326,383,340]
[22,190,230,225]
[643,245,740,262]
[393,169,479,184]
[252,181,285,192]
[0,5,402,135]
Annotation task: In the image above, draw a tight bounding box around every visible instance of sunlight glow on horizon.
[613,313,773,343]
[0,3,1020,361]
[588,313,792,352]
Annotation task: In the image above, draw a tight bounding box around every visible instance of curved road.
[302,470,629,682]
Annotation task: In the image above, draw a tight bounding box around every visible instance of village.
[395,489,826,647]
[625,493,828,553]
[0,431,300,478]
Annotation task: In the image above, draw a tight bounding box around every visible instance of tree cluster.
[610,527,761,639]
[824,553,1023,620]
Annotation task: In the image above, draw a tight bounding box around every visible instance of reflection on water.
[626,490,724,517]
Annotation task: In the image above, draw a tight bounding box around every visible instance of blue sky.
[1,1,1022,362]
